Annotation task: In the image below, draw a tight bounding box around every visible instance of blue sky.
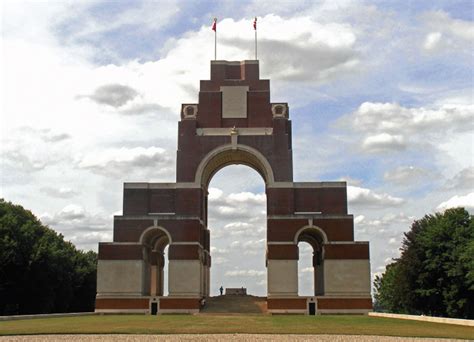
[1,0,473,296]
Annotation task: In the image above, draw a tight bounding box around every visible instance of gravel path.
[0,335,465,341]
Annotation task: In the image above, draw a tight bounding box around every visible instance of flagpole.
[253,17,257,60]
[213,18,217,61]
[255,27,257,60]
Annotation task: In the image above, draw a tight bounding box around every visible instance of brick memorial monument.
[95,60,372,315]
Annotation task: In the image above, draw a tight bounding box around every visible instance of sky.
[1,0,473,297]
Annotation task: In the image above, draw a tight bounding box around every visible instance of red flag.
[253,17,257,30]
[212,18,217,31]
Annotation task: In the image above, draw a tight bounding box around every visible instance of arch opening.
[195,144,275,190]
[296,226,326,296]
[207,164,267,297]
[140,227,171,297]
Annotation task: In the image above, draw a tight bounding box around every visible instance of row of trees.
[374,208,474,319]
[0,199,97,315]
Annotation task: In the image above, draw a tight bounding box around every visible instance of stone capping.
[114,215,203,222]
[196,127,273,136]
[123,182,201,189]
[267,181,347,188]
[0,312,97,321]
[368,312,474,327]
[293,182,347,188]
[211,60,258,65]
[99,242,141,245]
[268,214,354,220]
[326,241,369,245]
[123,181,347,190]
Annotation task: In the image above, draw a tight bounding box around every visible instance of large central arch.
[96,60,372,315]
[195,144,275,188]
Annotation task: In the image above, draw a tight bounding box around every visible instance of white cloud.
[227,192,266,204]
[77,146,172,177]
[340,101,473,154]
[362,133,406,153]
[354,215,365,224]
[423,32,442,50]
[443,167,474,191]
[57,204,86,220]
[437,192,474,211]
[422,11,474,53]
[207,187,222,199]
[384,166,431,185]
[348,185,404,207]
[225,269,265,277]
[40,187,79,199]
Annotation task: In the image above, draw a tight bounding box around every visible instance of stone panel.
[267,260,298,297]
[168,260,202,297]
[221,86,249,118]
[323,259,371,296]
[97,260,144,295]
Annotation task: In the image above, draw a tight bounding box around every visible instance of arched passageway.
[207,164,267,296]
[296,226,326,296]
[140,227,171,297]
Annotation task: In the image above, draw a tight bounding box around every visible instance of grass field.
[1,314,473,339]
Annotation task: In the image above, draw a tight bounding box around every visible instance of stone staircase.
[200,295,267,314]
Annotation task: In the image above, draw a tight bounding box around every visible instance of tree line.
[0,199,97,315]
[374,207,474,319]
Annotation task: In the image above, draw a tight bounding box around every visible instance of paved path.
[0,335,464,341]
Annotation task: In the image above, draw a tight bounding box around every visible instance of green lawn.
[1,314,473,340]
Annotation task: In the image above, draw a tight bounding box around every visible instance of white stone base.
[168,260,202,297]
[267,259,298,297]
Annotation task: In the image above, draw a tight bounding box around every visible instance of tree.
[0,199,97,314]
[374,208,474,319]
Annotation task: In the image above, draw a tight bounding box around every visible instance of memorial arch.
[96,60,372,314]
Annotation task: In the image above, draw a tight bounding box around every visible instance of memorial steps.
[200,295,267,314]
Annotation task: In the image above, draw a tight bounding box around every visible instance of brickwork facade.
[95,60,372,315]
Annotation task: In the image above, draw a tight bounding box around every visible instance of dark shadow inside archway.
[141,227,170,297]
[297,227,326,296]
[207,164,267,298]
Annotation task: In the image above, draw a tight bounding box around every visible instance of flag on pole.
[212,18,217,31]
[212,18,217,60]
[253,17,257,60]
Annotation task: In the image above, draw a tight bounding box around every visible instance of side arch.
[140,226,172,247]
[140,226,172,297]
[194,144,275,188]
[294,225,328,245]
[295,225,327,296]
